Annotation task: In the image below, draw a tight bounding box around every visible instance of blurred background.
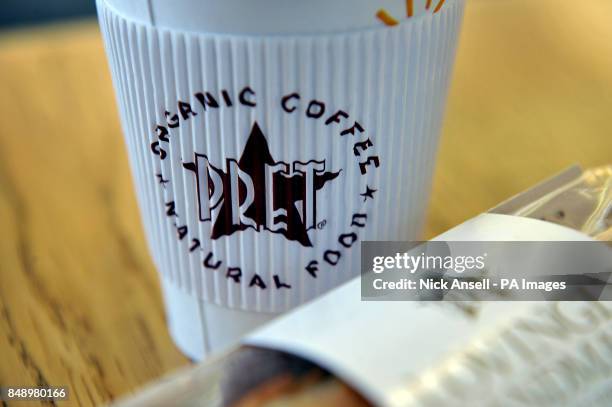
[1,0,95,28]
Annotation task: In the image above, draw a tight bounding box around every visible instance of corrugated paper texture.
[97,0,464,313]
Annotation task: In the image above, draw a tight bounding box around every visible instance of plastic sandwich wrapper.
[112,165,612,407]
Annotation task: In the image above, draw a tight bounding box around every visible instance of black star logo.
[184,122,341,247]
[360,185,377,202]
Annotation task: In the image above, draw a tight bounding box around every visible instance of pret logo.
[149,86,381,290]
[182,122,340,247]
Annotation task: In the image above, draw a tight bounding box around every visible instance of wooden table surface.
[1,0,611,405]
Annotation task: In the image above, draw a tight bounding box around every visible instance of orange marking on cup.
[376,9,399,26]
[433,0,446,13]
[406,0,414,17]
[425,0,433,10]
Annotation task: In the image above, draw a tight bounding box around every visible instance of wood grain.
[0,21,189,407]
[0,1,611,406]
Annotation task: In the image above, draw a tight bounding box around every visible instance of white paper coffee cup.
[96,0,465,360]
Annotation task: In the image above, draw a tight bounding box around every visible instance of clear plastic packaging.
[113,347,365,407]
[508,166,611,241]
[112,165,612,407]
